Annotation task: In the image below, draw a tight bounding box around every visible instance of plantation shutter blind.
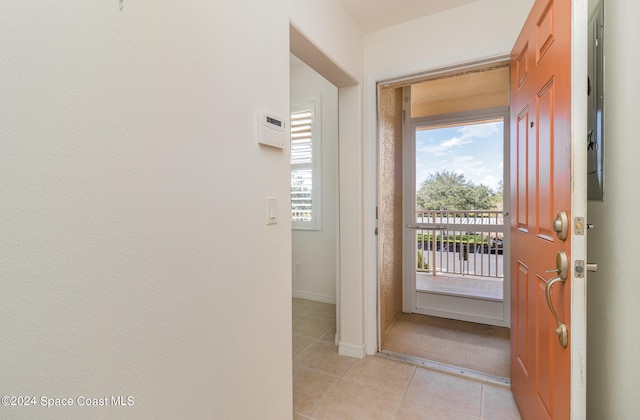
[291,110,313,223]
[291,110,313,165]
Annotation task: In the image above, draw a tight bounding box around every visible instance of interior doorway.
[291,25,369,358]
[289,55,341,364]
[378,62,512,381]
[290,54,340,308]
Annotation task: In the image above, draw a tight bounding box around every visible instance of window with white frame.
[290,98,321,230]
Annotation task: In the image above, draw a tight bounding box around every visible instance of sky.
[415,120,504,192]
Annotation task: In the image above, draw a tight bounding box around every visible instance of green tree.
[492,180,504,210]
[416,170,497,210]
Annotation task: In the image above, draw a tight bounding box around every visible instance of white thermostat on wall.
[258,112,286,149]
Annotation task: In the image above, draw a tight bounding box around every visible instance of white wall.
[290,61,339,303]
[0,1,292,419]
[364,0,535,80]
[289,0,364,83]
[586,0,640,418]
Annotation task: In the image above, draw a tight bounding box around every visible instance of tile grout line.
[391,365,419,419]
[293,331,341,419]
[293,339,316,360]
[293,336,345,379]
[480,383,486,420]
[305,349,343,420]
[293,303,340,419]
[406,365,486,419]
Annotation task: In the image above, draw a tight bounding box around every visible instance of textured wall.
[379,86,404,341]
[0,1,292,418]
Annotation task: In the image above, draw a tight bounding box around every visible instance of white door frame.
[568,0,589,416]
[291,25,369,359]
[366,56,514,354]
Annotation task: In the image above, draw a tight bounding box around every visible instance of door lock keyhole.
[552,211,569,241]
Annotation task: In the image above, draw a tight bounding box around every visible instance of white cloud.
[440,136,473,149]
[459,122,501,139]
[416,143,447,156]
[415,120,504,191]
[451,155,475,165]
[480,175,501,190]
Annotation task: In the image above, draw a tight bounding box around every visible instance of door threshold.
[417,288,503,303]
[417,272,504,302]
[377,349,510,388]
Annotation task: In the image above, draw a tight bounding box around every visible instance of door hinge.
[375,206,378,220]
[375,227,378,236]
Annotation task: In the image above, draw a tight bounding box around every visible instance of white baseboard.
[292,290,336,305]
[338,341,366,359]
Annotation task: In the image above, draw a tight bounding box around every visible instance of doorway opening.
[290,54,340,350]
[378,62,511,381]
[291,24,367,359]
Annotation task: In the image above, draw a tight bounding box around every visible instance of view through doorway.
[406,110,510,327]
[378,63,511,381]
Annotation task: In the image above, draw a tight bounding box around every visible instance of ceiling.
[337,0,483,33]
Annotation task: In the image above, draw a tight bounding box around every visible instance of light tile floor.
[292,298,522,419]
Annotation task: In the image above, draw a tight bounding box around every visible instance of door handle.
[546,277,568,348]
[545,250,569,348]
[545,250,569,280]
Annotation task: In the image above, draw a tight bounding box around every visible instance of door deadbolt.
[552,211,569,241]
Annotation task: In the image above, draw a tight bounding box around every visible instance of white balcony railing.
[412,210,506,279]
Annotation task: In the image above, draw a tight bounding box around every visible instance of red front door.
[509,0,586,418]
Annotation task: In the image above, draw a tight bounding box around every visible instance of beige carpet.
[382,313,510,378]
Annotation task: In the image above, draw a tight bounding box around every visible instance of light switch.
[266,197,277,225]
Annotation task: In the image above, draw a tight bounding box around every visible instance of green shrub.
[417,251,429,270]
